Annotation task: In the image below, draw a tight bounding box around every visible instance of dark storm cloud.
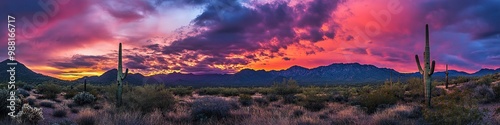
[52,55,111,68]
[150,0,343,73]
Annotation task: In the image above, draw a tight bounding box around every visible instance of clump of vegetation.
[22,84,35,91]
[37,83,62,100]
[239,94,253,106]
[473,85,495,104]
[265,94,280,102]
[125,85,175,113]
[272,79,301,95]
[301,87,328,112]
[52,109,67,117]
[76,109,97,125]
[356,88,398,114]
[39,101,55,108]
[191,97,231,121]
[493,85,500,101]
[0,89,13,118]
[17,89,30,97]
[15,104,44,124]
[27,98,36,106]
[168,86,193,96]
[423,90,484,124]
[254,97,269,107]
[292,109,304,117]
[73,92,96,106]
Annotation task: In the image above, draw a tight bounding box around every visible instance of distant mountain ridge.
[1,59,499,86]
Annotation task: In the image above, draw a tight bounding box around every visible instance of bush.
[64,90,78,99]
[476,75,494,86]
[71,108,79,114]
[15,104,44,124]
[0,89,12,118]
[27,98,36,106]
[239,94,253,106]
[292,110,304,117]
[17,89,30,97]
[265,94,280,102]
[301,90,328,112]
[37,83,62,99]
[191,97,231,121]
[272,79,301,95]
[424,90,484,124]
[73,92,96,105]
[52,109,67,117]
[357,89,398,114]
[125,85,175,113]
[220,88,239,97]
[283,94,302,104]
[22,84,35,91]
[254,98,269,107]
[39,101,54,108]
[473,85,495,104]
[169,86,193,96]
[493,85,500,101]
[76,109,96,125]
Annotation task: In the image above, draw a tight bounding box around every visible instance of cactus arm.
[122,68,128,80]
[429,60,435,75]
[415,55,424,74]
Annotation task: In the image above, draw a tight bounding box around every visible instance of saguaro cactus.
[116,43,128,107]
[84,78,87,92]
[445,64,449,89]
[415,24,435,108]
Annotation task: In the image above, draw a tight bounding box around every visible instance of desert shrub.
[0,89,12,118]
[328,93,349,103]
[292,109,304,117]
[272,79,301,95]
[22,84,35,91]
[27,98,36,106]
[76,109,96,125]
[473,85,495,104]
[256,87,274,95]
[493,85,500,100]
[372,105,422,125]
[37,83,62,99]
[424,90,484,124]
[52,109,67,117]
[357,89,398,114]
[17,89,30,97]
[197,88,222,95]
[39,101,54,108]
[476,75,494,86]
[254,98,269,107]
[15,104,44,124]
[220,88,239,96]
[283,94,299,104]
[125,85,175,113]
[71,108,79,114]
[301,89,328,112]
[238,88,257,95]
[330,106,368,125]
[64,89,78,99]
[265,94,280,102]
[73,92,96,105]
[239,94,253,106]
[403,78,424,100]
[191,97,231,121]
[168,86,193,96]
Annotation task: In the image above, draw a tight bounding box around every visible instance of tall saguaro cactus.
[445,64,449,89]
[84,78,87,92]
[415,24,435,108]
[116,43,128,107]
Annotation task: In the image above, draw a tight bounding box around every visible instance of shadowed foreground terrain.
[1,73,500,125]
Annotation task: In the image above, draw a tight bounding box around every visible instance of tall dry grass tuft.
[371,104,422,125]
[76,108,97,125]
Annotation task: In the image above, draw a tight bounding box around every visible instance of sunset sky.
[1,0,499,80]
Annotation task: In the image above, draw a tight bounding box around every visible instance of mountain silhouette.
[0,59,62,84]
[1,59,499,87]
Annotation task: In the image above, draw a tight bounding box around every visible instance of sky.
[1,0,499,80]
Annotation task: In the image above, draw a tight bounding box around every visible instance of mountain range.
[1,59,499,87]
